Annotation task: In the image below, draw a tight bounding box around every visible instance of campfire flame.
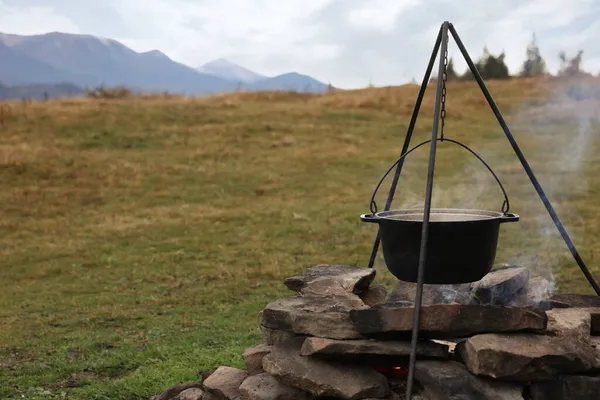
[371,365,409,378]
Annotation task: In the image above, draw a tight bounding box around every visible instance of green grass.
[1,77,600,399]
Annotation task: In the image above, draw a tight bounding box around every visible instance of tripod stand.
[365,21,600,399]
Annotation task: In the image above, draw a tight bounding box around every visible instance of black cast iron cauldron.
[362,138,519,284]
[361,208,519,284]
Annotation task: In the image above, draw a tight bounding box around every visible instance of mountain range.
[0,32,330,98]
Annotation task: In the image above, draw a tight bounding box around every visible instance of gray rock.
[509,276,552,308]
[531,375,600,400]
[259,325,303,346]
[387,280,473,306]
[360,285,388,307]
[546,308,591,342]
[350,304,547,339]
[551,299,600,335]
[203,366,248,400]
[457,333,600,381]
[300,337,449,364]
[175,388,204,400]
[262,344,390,399]
[414,361,524,400]
[470,266,529,305]
[261,296,364,340]
[549,294,600,308]
[548,308,600,336]
[238,372,311,400]
[243,345,271,375]
[299,279,366,308]
[151,383,204,400]
[283,265,375,294]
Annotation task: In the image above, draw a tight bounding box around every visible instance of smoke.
[505,76,600,290]
[437,283,473,305]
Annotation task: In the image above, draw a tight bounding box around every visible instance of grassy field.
[1,77,600,399]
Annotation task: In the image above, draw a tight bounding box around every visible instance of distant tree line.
[444,33,592,81]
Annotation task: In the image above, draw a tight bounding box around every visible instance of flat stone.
[300,337,449,364]
[283,265,375,294]
[360,285,388,307]
[350,304,547,339]
[238,372,311,400]
[546,308,591,342]
[299,280,366,308]
[243,345,271,375]
[203,366,248,400]
[175,388,204,400]
[457,333,600,381]
[261,296,364,340]
[414,361,524,400]
[387,280,473,306]
[509,276,553,308]
[531,375,600,400]
[470,266,529,305]
[259,325,303,346]
[543,308,600,336]
[262,344,390,399]
[550,294,600,308]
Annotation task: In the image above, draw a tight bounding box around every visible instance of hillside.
[0,41,78,85]
[1,77,599,399]
[0,32,330,96]
[244,72,330,92]
[0,82,83,100]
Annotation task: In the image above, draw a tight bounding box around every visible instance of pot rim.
[369,207,516,222]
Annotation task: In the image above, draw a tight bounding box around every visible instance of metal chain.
[440,36,449,141]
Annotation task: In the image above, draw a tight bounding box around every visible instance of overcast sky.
[0,0,599,89]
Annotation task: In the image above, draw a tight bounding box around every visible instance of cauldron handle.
[369,138,511,215]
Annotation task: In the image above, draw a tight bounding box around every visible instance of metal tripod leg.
[405,21,450,400]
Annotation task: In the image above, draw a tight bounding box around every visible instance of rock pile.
[152,264,600,400]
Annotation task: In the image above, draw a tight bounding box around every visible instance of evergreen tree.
[558,50,586,77]
[520,33,547,77]
[458,47,510,80]
[480,48,510,80]
[446,58,459,81]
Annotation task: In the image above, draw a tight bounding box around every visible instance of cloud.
[0,1,81,34]
[1,0,599,88]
